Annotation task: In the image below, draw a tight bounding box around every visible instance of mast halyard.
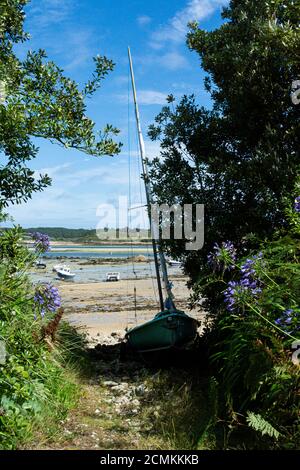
[128,47,175,312]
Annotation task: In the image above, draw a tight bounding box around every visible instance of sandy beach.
[29,250,204,343]
[59,277,204,343]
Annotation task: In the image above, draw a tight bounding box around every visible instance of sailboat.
[124,48,199,354]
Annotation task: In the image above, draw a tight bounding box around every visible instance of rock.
[131,399,140,408]
[135,384,146,396]
[132,255,148,262]
[110,382,130,394]
[94,409,101,415]
[103,380,119,387]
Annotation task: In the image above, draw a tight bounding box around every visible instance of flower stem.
[246,302,298,341]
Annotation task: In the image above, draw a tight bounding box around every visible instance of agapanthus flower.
[240,252,263,278]
[294,196,300,213]
[224,253,263,312]
[275,308,300,334]
[207,241,237,272]
[34,283,61,317]
[224,280,262,312]
[31,232,50,253]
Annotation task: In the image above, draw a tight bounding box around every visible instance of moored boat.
[53,263,68,273]
[124,49,199,355]
[167,258,182,267]
[125,309,199,352]
[56,266,75,280]
[106,272,120,282]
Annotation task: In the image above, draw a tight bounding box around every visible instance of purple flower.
[207,241,237,272]
[274,308,300,333]
[31,232,50,254]
[294,196,300,213]
[34,283,61,317]
[224,281,262,312]
[224,253,264,312]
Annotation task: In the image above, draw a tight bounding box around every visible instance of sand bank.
[59,277,204,343]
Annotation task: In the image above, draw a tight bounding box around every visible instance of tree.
[148,0,300,282]
[0,0,121,209]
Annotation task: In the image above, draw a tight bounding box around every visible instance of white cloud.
[143,140,162,161]
[138,51,189,71]
[137,15,152,26]
[34,163,72,179]
[159,51,189,70]
[117,89,167,106]
[137,90,167,105]
[150,0,227,48]
[7,140,163,228]
[28,0,75,27]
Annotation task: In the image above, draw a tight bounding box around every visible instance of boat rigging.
[124,48,199,354]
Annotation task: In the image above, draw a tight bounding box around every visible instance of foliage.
[148,0,300,282]
[148,0,300,449]
[196,228,300,448]
[24,226,98,241]
[0,0,121,209]
[0,226,84,449]
[246,412,280,440]
[16,226,149,242]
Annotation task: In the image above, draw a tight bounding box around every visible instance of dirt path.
[34,276,211,450]
[37,338,213,451]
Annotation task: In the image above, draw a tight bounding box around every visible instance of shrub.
[0,226,83,449]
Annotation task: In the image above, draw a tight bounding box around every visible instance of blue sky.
[8,0,228,229]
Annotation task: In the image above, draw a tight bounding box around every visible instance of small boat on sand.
[124,49,199,356]
[126,309,199,353]
[53,263,68,273]
[56,266,75,280]
[106,272,120,282]
[167,258,182,267]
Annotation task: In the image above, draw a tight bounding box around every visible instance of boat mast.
[128,47,164,312]
[128,47,175,312]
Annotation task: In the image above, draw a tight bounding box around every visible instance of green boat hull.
[125,309,199,353]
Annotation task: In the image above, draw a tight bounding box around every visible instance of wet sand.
[59,277,204,343]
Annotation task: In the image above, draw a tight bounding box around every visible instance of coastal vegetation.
[0,0,299,452]
[0,0,120,449]
[21,227,150,243]
[148,0,300,449]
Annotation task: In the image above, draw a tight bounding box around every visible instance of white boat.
[167,258,182,267]
[53,263,68,273]
[56,266,76,280]
[106,272,120,282]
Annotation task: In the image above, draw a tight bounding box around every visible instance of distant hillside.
[24,227,96,241]
[23,227,150,242]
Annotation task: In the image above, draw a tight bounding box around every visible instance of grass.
[27,339,221,451]
[0,319,90,450]
[139,369,219,450]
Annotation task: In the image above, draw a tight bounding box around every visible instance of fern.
[246,412,280,440]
